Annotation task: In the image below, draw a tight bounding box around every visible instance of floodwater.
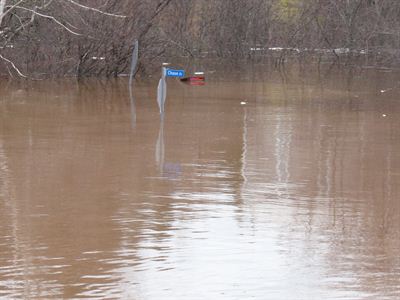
[0,66,399,299]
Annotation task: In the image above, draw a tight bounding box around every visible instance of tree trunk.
[0,0,6,27]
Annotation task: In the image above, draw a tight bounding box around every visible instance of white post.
[157,66,167,115]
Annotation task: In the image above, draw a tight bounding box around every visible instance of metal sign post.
[157,66,185,116]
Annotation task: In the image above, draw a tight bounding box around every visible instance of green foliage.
[275,0,300,22]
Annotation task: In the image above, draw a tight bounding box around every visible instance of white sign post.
[157,67,167,115]
[156,66,184,116]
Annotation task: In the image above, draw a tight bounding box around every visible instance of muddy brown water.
[0,67,399,299]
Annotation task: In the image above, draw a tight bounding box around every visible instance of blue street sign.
[166,69,185,77]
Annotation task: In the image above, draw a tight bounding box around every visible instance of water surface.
[0,66,399,299]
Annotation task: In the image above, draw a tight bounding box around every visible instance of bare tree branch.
[13,5,82,35]
[1,0,24,24]
[0,53,27,77]
[66,0,126,18]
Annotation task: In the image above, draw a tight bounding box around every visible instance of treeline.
[1,0,400,78]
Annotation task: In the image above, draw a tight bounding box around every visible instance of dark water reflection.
[0,66,399,299]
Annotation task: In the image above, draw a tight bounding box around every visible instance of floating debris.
[249,46,368,55]
[380,88,394,93]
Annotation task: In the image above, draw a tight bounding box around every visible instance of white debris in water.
[334,48,350,54]
[249,47,368,55]
[269,47,284,51]
[0,44,14,49]
[382,114,387,117]
[241,101,247,105]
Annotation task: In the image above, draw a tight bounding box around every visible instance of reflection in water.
[128,83,136,129]
[0,67,399,299]
[274,110,292,193]
[155,119,164,173]
[155,119,182,179]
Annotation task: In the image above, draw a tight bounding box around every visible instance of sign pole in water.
[129,40,139,88]
[157,66,185,116]
[128,40,139,128]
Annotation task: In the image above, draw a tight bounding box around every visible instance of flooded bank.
[0,66,399,299]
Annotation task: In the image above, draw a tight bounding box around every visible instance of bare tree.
[0,0,172,78]
[3,0,400,78]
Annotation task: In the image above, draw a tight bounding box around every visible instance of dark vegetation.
[1,0,400,78]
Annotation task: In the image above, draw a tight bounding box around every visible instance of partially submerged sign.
[157,67,185,116]
[166,69,185,77]
[157,76,167,115]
